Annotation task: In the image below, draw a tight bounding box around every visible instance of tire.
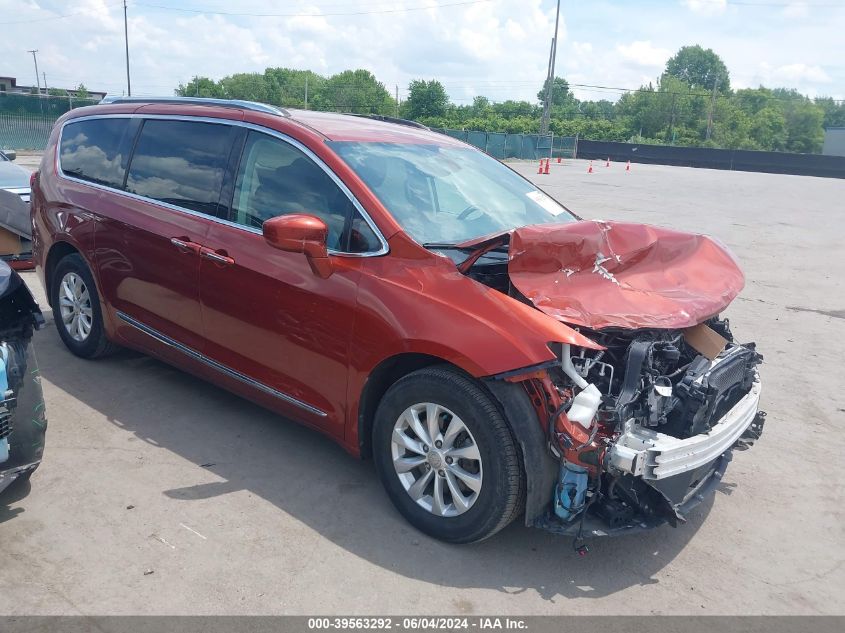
[51,253,119,359]
[372,365,524,543]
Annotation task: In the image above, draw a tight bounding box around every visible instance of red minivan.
[31,97,764,545]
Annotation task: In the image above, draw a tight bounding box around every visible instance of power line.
[131,0,494,18]
[0,2,123,25]
[0,0,492,25]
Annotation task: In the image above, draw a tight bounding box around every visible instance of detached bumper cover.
[608,379,762,480]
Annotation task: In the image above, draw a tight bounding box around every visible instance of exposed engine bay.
[539,320,764,539]
[439,220,766,545]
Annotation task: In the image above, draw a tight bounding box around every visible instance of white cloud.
[683,0,727,16]
[0,0,841,105]
[615,41,671,69]
[772,63,832,84]
[738,61,833,96]
[782,2,810,18]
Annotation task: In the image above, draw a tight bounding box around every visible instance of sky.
[1,0,843,105]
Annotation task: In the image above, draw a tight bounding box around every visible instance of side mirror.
[263,214,333,278]
[2,150,16,161]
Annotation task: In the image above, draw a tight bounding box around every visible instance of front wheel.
[372,366,524,543]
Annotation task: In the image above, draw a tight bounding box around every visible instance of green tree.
[537,76,573,107]
[492,100,538,119]
[578,100,615,120]
[664,45,730,92]
[75,84,90,99]
[734,87,773,115]
[264,68,323,108]
[402,79,449,119]
[313,69,394,114]
[47,88,68,97]
[710,99,752,149]
[814,96,845,128]
[748,106,787,151]
[772,89,824,153]
[218,73,271,102]
[471,95,490,115]
[176,76,224,98]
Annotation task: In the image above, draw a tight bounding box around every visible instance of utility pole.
[27,50,41,95]
[540,0,561,135]
[27,49,43,114]
[705,78,719,141]
[395,84,399,117]
[42,71,47,94]
[123,0,132,96]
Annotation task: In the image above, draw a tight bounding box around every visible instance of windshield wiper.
[422,242,474,251]
[424,236,511,274]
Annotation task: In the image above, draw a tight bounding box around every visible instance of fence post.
[573,133,579,159]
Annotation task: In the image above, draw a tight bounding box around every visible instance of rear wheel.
[51,254,118,359]
[372,366,524,543]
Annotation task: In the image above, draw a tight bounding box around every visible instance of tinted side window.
[126,120,236,216]
[60,118,135,188]
[231,131,381,253]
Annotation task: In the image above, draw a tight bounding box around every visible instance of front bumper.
[608,378,762,480]
[0,460,40,495]
[534,378,764,540]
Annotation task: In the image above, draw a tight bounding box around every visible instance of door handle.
[170,237,202,254]
[200,247,235,266]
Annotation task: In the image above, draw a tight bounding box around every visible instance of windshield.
[329,141,576,245]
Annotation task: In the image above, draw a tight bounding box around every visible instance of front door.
[198,130,384,436]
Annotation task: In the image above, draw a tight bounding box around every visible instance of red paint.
[508,220,744,330]
[31,103,745,459]
[263,214,332,278]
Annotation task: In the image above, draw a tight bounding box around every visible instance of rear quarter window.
[60,118,136,188]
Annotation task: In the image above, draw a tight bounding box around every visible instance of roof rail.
[348,113,430,130]
[99,95,290,117]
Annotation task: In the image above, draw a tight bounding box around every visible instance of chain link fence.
[0,113,58,150]
[1,93,99,150]
[431,128,578,161]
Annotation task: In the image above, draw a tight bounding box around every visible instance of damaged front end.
[528,320,764,542]
[0,261,46,495]
[454,220,765,542]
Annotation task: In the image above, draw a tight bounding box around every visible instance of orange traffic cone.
[557,156,562,163]
[626,160,631,172]
[587,161,593,174]
[543,159,550,175]
[537,159,544,174]
[606,157,610,167]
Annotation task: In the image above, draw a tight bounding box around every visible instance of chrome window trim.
[116,311,327,418]
[56,113,390,257]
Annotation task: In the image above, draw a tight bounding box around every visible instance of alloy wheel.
[58,272,93,342]
[391,402,483,517]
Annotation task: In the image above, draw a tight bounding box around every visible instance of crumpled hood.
[507,220,744,330]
